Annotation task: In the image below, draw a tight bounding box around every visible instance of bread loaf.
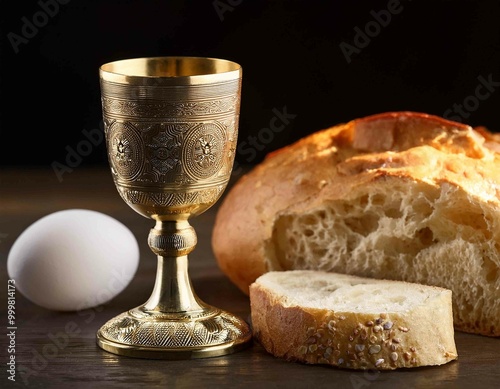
[212,111,500,337]
[250,270,458,370]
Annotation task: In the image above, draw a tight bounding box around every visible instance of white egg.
[7,209,139,311]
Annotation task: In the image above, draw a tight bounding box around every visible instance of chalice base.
[97,306,252,359]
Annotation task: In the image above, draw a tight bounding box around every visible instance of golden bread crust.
[212,111,500,336]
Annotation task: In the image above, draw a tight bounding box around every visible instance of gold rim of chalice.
[96,57,251,359]
[100,56,242,85]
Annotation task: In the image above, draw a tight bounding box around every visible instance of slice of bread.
[213,111,500,337]
[250,270,458,370]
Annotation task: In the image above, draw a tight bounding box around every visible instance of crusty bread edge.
[249,277,458,370]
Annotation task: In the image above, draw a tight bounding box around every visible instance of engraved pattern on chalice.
[148,129,182,179]
[183,122,225,181]
[196,135,217,167]
[108,122,143,180]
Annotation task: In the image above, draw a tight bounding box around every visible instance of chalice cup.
[96,57,251,359]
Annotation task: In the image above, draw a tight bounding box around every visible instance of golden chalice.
[96,57,251,359]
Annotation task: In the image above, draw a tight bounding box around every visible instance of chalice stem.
[143,254,207,313]
[144,219,209,314]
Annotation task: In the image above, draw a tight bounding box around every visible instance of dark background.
[1,0,500,169]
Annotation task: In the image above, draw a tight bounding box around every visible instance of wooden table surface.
[1,167,499,389]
